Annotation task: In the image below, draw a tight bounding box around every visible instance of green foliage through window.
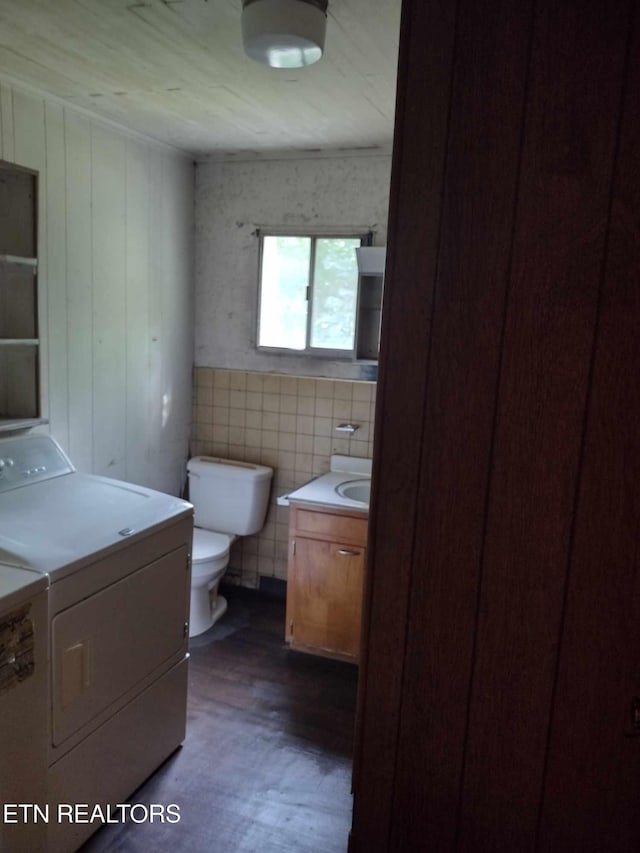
[258,234,364,354]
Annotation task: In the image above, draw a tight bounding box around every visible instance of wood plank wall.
[0,81,194,494]
[352,1,640,851]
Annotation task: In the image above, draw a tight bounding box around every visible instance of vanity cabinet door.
[287,535,365,662]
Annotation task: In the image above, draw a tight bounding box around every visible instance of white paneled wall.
[0,81,195,495]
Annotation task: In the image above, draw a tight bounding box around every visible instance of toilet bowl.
[186,456,273,638]
[190,529,235,636]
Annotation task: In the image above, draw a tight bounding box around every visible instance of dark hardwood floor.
[81,586,358,853]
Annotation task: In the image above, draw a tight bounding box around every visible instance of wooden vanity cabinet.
[285,501,367,663]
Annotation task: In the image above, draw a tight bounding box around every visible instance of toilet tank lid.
[192,529,232,563]
[187,456,273,482]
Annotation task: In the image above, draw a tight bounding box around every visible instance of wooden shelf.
[0,162,40,425]
[0,254,37,268]
[355,272,383,361]
[0,417,48,433]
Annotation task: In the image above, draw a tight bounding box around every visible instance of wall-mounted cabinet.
[0,162,43,431]
[355,246,384,362]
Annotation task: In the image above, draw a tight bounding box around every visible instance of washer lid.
[0,472,192,579]
[192,529,231,563]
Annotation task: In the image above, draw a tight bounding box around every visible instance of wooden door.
[289,536,364,661]
[352,0,640,850]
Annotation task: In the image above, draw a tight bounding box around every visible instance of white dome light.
[242,0,328,69]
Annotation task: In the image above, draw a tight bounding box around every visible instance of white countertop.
[282,455,372,512]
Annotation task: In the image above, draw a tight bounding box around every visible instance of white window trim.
[255,228,373,358]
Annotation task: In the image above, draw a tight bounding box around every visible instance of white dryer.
[0,434,193,852]
[0,563,49,853]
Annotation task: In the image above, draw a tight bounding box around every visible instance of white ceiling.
[0,0,401,159]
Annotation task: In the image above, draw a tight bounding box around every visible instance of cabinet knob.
[338,548,360,556]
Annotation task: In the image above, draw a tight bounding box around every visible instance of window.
[257,232,369,355]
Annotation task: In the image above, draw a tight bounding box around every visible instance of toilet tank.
[187,457,273,536]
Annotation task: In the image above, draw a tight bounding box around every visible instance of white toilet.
[186,456,273,637]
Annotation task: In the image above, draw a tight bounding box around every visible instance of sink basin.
[335,478,371,505]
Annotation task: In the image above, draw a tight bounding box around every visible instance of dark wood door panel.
[536,8,640,851]
[352,1,640,851]
[388,0,535,849]
[350,0,458,848]
[455,1,632,850]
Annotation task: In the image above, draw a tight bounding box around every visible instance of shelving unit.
[354,246,385,362]
[0,162,44,431]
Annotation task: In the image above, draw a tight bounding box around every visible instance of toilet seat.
[192,528,231,564]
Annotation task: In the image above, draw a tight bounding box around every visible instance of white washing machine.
[0,434,193,852]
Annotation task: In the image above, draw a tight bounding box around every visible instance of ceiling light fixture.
[241,0,328,69]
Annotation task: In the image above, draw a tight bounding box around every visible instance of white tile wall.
[191,368,376,587]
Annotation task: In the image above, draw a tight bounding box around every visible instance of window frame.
[255,228,373,358]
